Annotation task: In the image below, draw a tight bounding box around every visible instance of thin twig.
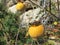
[57,0,59,12]
[49,0,51,13]
[15,28,20,45]
[29,0,41,7]
[46,9,60,20]
[29,0,60,20]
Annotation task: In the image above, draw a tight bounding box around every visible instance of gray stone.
[20,8,50,27]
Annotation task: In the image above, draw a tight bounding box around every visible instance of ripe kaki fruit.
[28,25,44,38]
[16,2,24,10]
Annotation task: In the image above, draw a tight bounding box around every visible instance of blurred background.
[0,0,60,45]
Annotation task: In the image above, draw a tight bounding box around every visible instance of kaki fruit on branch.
[16,2,25,10]
[28,25,44,38]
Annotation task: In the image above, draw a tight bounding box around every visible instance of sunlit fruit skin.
[16,2,24,10]
[28,25,44,38]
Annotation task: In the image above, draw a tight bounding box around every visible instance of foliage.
[0,0,60,45]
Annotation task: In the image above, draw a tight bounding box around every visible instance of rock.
[3,0,17,7]
[20,8,41,27]
[20,8,50,27]
[8,5,17,13]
